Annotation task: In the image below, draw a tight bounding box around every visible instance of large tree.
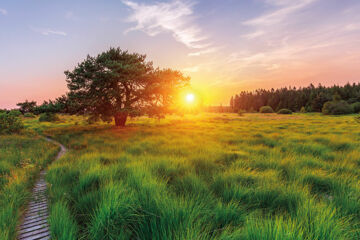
[65,48,189,126]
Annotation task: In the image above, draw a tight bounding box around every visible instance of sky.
[1,0,360,108]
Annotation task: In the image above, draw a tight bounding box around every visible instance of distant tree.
[351,102,360,113]
[259,106,274,113]
[39,112,60,122]
[230,96,234,112]
[322,100,353,115]
[65,48,189,126]
[8,110,22,117]
[277,108,292,114]
[16,100,37,114]
[230,82,360,113]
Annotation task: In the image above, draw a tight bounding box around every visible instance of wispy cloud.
[183,66,200,72]
[122,0,209,49]
[188,47,219,56]
[242,30,265,39]
[345,23,360,31]
[31,27,67,36]
[0,8,7,15]
[244,0,318,27]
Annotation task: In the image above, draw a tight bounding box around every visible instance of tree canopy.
[230,83,360,113]
[65,48,189,126]
[16,100,37,113]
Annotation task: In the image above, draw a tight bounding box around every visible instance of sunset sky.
[1,0,360,108]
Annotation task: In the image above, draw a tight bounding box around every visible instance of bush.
[24,113,35,118]
[322,100,353,115]
[277,109,292,114]
[238,109,246,116]
[351,102,360,113]
[259,106,274,113]
[39,112,59,122]
[300,107,306,113]
[8,110,22,117]
[0,113,24,134]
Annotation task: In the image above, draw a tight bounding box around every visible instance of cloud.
[0,8,7,15]
[345,23,360,31]
[31,27,67,36]
[244,0,318,26]
[122,0,209,49]
[183,66,200,72]
[188,47,219,56]
[242,30,265,39]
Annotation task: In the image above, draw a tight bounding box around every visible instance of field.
[0,134,59,239]
[1,113,360,239]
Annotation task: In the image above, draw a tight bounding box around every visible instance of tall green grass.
[0,134,58,239]
[26,113,360,239]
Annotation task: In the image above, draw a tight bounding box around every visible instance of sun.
[185,93,195,103]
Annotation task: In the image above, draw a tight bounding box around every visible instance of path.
[16,137,67,240]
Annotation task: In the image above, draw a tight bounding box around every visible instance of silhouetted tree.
[16,100,37,113]
[231,83,360,113]
[65,48,189,126]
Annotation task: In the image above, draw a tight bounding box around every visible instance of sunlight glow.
[186,93,195,103]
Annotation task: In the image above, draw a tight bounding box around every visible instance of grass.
[1,113,360,239]
[0,133,59,239]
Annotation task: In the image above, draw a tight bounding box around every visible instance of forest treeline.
[230,83,360,112]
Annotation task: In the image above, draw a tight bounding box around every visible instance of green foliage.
[65,47,189,126]
[16,100,37,113]
[322,100,353,115]
[39,112,60,122]
[231,82,360,113]
[34,97,68,115]
[0,113,24,134]
[259,106,274,113]
[49,201,78,240]
[37,113,360,239]
[277,109,292,114]
[351,102,360,113]
[8,110,22,117]
[300,106,306,113]
[0,136,58,239]
[24,112,35,118]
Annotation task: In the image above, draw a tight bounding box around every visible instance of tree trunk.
[114,112,128,127]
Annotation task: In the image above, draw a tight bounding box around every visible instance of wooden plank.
[18,226,49,239]
[28,202,47,209]
[27,205,48,213]
[18,223,49,234]
[19,219,48,230]
[23,212,48,221]
[17,139,67,240]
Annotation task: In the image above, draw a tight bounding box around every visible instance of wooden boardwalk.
[17,138,66,240]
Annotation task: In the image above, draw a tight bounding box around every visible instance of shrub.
[277,109,292,114]
[300,106,306,113]
[24,113,35,118]
[39,112,59,122]
[259,106,274,113]
[8,110,22,117]
[351,102,360,113]
[238,109,246,116]
[322,100,353,115]
[0,113,24,134]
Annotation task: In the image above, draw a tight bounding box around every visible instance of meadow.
[1,113,360,239]
[0,132,59,239]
